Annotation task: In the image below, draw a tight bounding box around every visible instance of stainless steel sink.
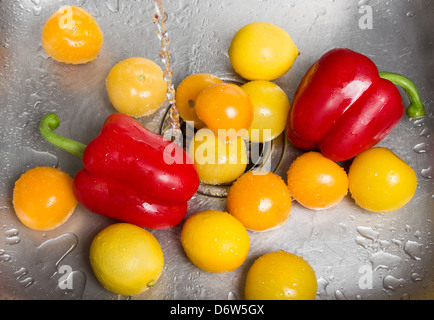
[0,0,433,300]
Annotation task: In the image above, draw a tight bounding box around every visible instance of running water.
[153,0,182,142]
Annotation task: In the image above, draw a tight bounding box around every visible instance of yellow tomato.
[195,82,254,141]
[181,210,250,273]
[188,128,247,185]
[287,152,348,210]
[227,171,292,232]
[228,22,298,80]
[245,250,317,300]
[12,166,77,231]
[348,147,417,213]
[175,73,223,129]
[106,57,167,117]
[42,5,103,64]
[89,223,164,296]
[241,80,291,143]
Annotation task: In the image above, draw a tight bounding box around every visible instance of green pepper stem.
[39,113,87,158]
[379,72,425,119]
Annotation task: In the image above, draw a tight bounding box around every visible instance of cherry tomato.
[227,171,292,232]
[241,80,291,143]
[106,57,167,117]
[245,250,317,300]
[195,83,254,141]
[42,5,103,64]
[12,167,78,231]
[228,22,298,80]
[348,147,417,212]
[175,73,223,129]
[287,152,348,210]
[188,128,247,185]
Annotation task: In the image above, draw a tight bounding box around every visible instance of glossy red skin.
[73,113,199,229]
[286,48,404,162]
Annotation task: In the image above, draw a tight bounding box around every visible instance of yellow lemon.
[245,250,317,300]
[348,147,417,212]
[228,22,298,80]
[181,210,250,273]
[89,223,164,296]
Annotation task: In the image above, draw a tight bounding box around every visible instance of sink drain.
[160,106,287,198]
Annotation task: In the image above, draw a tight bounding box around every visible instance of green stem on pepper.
[379,72,425,119]
[39,113,87,158]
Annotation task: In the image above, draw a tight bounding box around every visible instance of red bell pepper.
[39,112,200,229]
[286,48,425,162]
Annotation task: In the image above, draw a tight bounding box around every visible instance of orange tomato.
[287,152,348,210]
[227,171,292,232]
[42,5,103,64]
[12,167,78,231]
[195,83,254,141]
[105,57,167,117]
[175,73,223,129]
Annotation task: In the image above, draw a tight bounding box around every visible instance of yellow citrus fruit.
[188,128,247,185]
[12,166,77,231]
[89,223,164,296]
[287,152,348,210]
[348,147,417,213]
[106,57,167,117]
[228,22,298,80]
[175,73,223,129]
[227,171,292,232]
[180,210,250,273]
[42,5,103,64]
[245,250,317,300]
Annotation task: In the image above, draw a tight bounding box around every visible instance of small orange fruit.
[12,166,78,231]
[227,171,292,232]
[195,83,254,141]
[42,5,103,64]
[175,73,223,129]
[287,152,348,210]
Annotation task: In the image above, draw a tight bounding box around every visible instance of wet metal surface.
[0,0,433,299]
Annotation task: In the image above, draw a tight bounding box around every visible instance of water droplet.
[383,275,406,291]
[13,267,34,288]
[0,249,11,262]
[406,11,416,17]
[421,166,433,179]
[227,291,238,300]
[412,142,428,154]
[411,273,424,282]
[371,251,402,270]
[356,226,380,240]
[420,127,431,138]
[403,240,423,260]
[5,228,20,245]
[334,289,348,300]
